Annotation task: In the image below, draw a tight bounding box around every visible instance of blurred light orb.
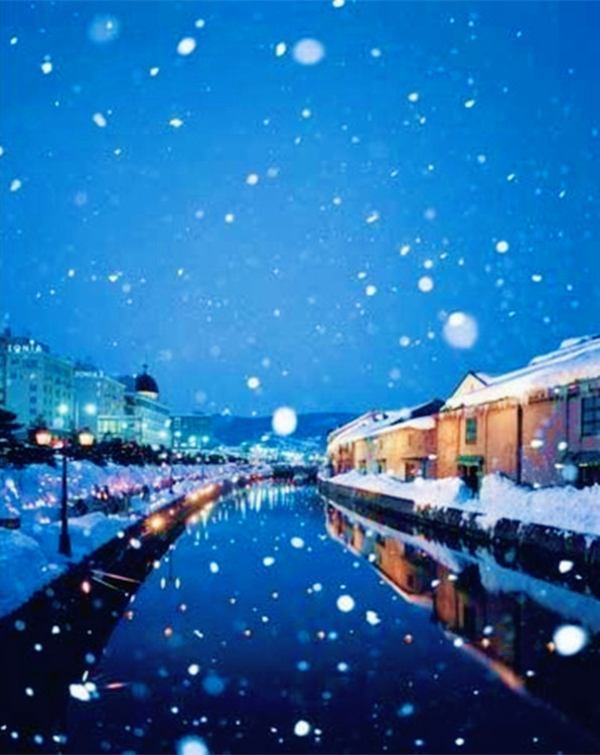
[553,624,588,656]
[294,720,311,737]
[247,376,260,390]
[176,736,210,755]
[272,406,297,436]
[177,37,197,56]
[336,594,355,613]
[495,240,510,253]
[292,38,325,65]
[418,276,434,293]
[202,673,225,696]
[443,311,478,349]
[87,14,121,45]
[561,463,579,483]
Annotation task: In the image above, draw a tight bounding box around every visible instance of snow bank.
[0,529,60,618]
[329,471,600,537]
[0,461,262,619]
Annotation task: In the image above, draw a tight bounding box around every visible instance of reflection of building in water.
[324,502,600,737]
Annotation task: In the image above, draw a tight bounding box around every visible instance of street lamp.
[35,428,95,558]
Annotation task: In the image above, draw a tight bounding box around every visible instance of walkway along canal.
[1,484,599,753]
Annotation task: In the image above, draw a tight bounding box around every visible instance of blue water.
[57,485,598,754]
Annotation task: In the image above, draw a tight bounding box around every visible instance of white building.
[1,333,75,433]
[97,367,171,448]
[74,367,126,435]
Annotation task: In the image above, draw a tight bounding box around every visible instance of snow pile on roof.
[366,415,436,438]
[329,401,441,445]
[329,470,600,537]
[328,410,410,445]
[445,335,600,409]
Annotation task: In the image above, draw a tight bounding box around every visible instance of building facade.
[171,414,212,451]
[1,334,75,433]
[74,367,126,435]
[97,368,171,448]
[327,336,600,490]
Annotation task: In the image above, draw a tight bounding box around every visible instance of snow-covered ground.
[329,470,600,537]
[0,461,271,619]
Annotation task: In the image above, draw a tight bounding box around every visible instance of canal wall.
[318,479,600,571]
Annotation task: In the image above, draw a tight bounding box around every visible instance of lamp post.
[36,428,95,558]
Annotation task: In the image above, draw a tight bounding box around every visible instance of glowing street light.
[35,428,95,557]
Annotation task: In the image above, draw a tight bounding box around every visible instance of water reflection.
[0,490,219,754]
[325,499,600,742]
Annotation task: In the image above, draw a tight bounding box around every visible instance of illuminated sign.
[7,341,44,354]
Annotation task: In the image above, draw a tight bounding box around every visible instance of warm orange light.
[148,515,165,532]
[78,430,95,447]
[35,429,52,446]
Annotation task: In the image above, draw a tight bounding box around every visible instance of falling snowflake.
[292,38,325,65]
[365,610,381,625]
[443,312,478,349]
[177,37,197,56]
[87,14,121,44]
[336,594,355,612]
[418,276,434,293]
[275,42,287,57]
[10,179,22,192]
[290,536,305,548]
[41,60,53,74]
[272,406,298,436]
[365,285,377,296]
[294,720,311,737]
[408,92,419,102]
[495,240,509,253]
[176,736,210,755]
[246,173,259,185]
[366,210,380,224]
[169,117,184,128]
[93,112,107,128]
[552,624,588,656]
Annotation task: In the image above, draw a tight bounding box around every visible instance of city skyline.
[2,1,599,416]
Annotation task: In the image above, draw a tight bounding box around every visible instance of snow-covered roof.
[445,335,600,410]
[329,409,412,445]
[364,414,436,439]
[329,401,442,445]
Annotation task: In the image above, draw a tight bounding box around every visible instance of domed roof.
[135,366,159,397]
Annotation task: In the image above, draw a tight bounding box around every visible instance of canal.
[1,484,599,754]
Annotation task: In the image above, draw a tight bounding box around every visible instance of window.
[466,417,477,444]
[582,395,600,437]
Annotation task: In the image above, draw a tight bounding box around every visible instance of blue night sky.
[1,1,599,416]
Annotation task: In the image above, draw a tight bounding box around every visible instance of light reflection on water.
[1,484,599,754]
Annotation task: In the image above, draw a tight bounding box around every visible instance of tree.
[0,408,21,443]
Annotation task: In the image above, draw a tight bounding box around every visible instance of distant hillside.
[210,412,356,447]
